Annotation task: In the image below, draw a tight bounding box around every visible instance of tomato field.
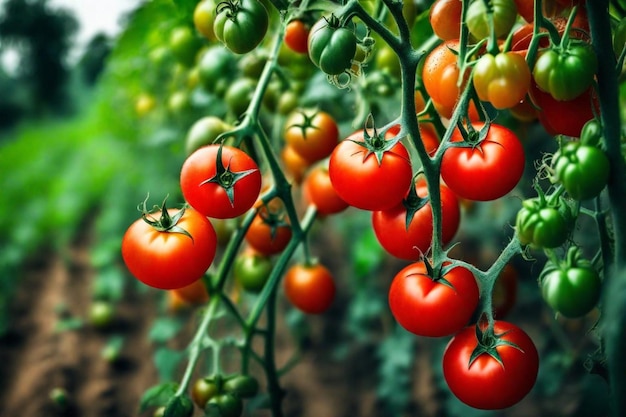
[1,0,625,416]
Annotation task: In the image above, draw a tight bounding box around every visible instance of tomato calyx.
[452,121,491,149]
[401,179,430,230]
[257,204,291,240]
[199,145,259,208]
[468,323,524,369]
[139,196,193,241]
[287,109,321,141]
[349,122,405,167]
[216,0,242,20]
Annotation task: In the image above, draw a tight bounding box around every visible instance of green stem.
[264,284,285,417]
[477,237,522,329]
[175,295,221,396]
[587,1,626,415]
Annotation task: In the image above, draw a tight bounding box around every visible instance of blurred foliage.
[0,0,78,117]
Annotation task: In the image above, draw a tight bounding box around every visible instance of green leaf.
[352,228,385,278]
[154,348,186,381]
[149,317,185,343]
[138,382,178,413]
[164,395,194,417]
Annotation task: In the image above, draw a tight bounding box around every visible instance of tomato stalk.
[587,1,626,414]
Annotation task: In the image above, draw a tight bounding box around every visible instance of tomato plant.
[389,261,479,337]
[443,321,539,409]
[180,144,262,219]
[122,204,217,290]
[106,1,626,416]
[283,263,335,314]
[440,123,525,201]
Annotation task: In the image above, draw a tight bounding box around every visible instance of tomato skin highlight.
[122,208,217,290]
[440,123,525,201]
[388,262,479,337]
[180,145,262,219]
[284,263,336,314]
[328,129,413,211]
[443,321,539,410]
[372,181,460,260]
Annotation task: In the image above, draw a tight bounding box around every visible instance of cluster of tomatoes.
[118,0,618,413]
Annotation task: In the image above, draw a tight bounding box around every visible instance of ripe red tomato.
[281,144,310,184]
[172,277,210,304]
[422,40,481,120]
[328,128,413,211]
[122,208,217,290]
[388,123,440,157]
[440,123,525,201]
[284,109,339,163]
[180,145,262,219]
[429,0,462,40]
[303,165,349,215]
[284,20,310,54]
[283,263,335,314]
[443,321,539,409]
[372,179,460,260]
[422,40,463,118]
[245,207,292,255]
[388,261,479,337]
[529,81,597,138]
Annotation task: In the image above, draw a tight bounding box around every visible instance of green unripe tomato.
[88,300,115,329]
[225,77,257,117]
[541,249,601,318]
[214,0,269,54]
[197,45,238,96]
[551,141,610,200]
[234,252,273,293]
[185,116,233,155]
[308,16,357,75]
[205,393,243,417]
[169,26,201,67]
[515,197,572,249]
[466,0,517,40]
[191,377,220,409]
[533,44,598,101]
[223,374,260,398]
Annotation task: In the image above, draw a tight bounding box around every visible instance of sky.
[1,0,143,71]
[48,0,142,54]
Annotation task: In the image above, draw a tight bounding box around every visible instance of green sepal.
[139,196,193,242]
[468,324,523,369]
[199,144,259,207]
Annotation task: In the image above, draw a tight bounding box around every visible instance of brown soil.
[0,228,610,417]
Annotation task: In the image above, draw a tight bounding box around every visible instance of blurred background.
[0,1,614,417]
